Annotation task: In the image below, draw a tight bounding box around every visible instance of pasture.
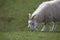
[0,0,60,40]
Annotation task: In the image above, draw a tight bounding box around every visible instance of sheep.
[28,0,60,32]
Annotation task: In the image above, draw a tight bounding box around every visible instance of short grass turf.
[0,31,60,40]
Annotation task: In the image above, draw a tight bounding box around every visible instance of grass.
[0,0,60,40]
[0,0,45,31]
[0,31,60,40]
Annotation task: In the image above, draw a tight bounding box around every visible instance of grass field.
[0,31,60,40]
[0,0,60,40]
[0,0,45,31]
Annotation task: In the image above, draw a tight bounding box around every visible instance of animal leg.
[41,25,46,32]
[52,23,57,32]
[49,22,56,32]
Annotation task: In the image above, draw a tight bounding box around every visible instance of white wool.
[31,1,55,18]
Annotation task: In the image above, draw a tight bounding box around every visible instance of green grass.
[0,0,45,31]
[0,0,60,40]
[0,31,60,40]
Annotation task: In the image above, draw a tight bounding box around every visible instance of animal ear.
[29,13,31,19]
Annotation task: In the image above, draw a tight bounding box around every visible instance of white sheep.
[28,0,60,32]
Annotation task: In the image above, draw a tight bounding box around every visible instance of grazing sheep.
[28,0,60,32]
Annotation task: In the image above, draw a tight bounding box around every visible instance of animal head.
[28,13,38,31]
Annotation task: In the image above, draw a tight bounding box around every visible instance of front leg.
[51,23,56,32]
[41,25,46,32]
[49,22,56,32]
